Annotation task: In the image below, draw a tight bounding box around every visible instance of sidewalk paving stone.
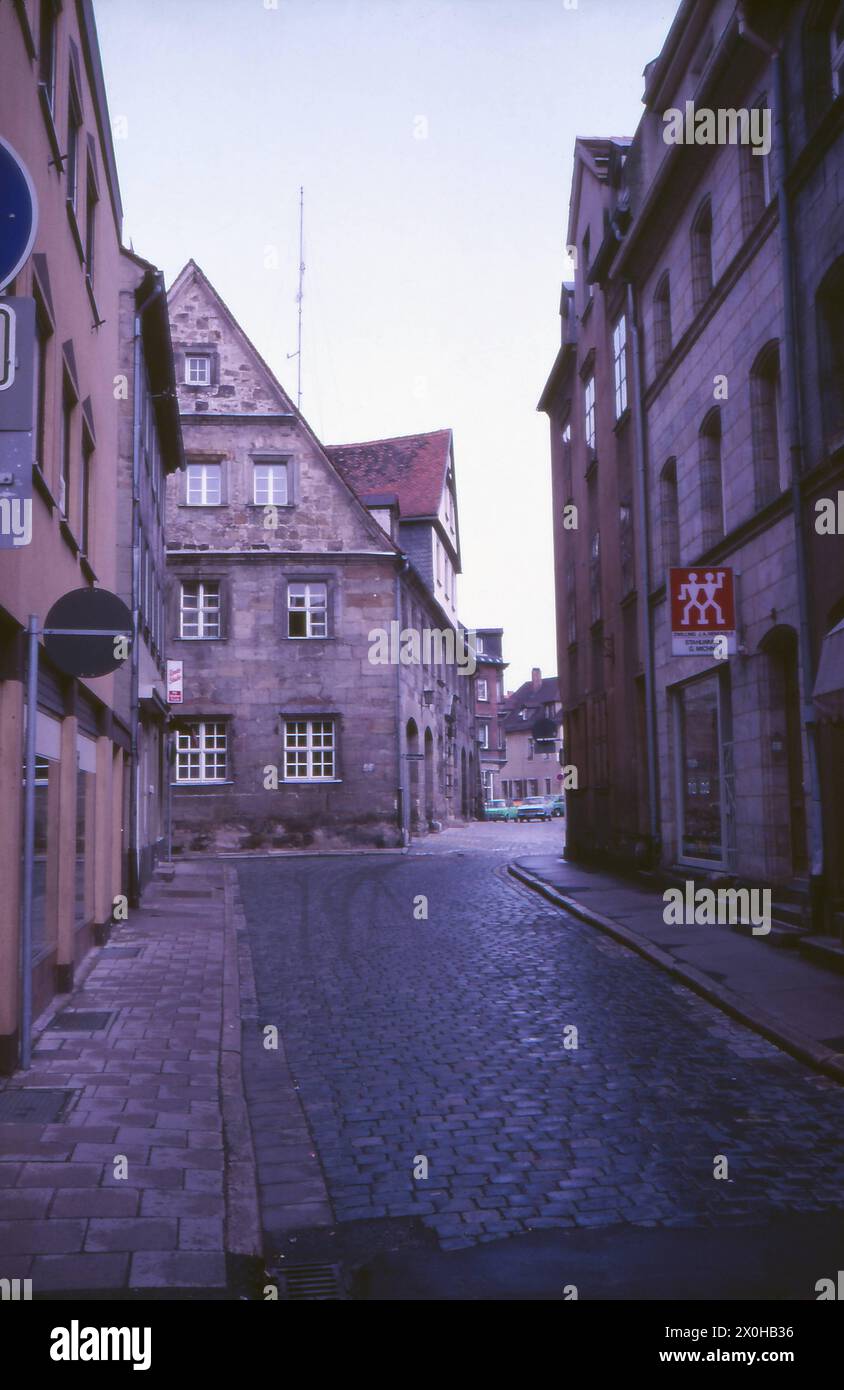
[0,861,261,1296]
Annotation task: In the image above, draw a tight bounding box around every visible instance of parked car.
[549,794,566,817]
[484,798,516,821]
[515,796,552,822]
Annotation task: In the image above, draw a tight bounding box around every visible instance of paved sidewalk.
[0,861,261,1296]
[511,855,844,1084]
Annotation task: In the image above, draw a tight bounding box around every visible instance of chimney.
[531,667,542,691]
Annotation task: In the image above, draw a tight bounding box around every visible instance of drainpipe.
[130,277,164,906]
[772,57,825,923]
[627,280,660,861]
[738,9,825,922]
[395,554,410,846]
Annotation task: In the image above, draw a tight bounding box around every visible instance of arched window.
[691,199,713,312]
[659,457,680,571]
[740,97,772,233]
[750,341,786,506]
[699,408,723,551]
[653,273,672,373]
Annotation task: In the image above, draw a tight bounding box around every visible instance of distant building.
[164,261,477,852]
[499,670,563,801]
[471,628,508,801]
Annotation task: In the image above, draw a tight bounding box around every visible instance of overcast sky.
[96,0,676,691]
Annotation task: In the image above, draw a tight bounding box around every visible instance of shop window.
[675,674,725,865]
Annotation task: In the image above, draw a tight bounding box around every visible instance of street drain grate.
[102,947,142,958]
[0,1088,78,1123]
[48,1010,114,1032]
[280,1264,343,1300]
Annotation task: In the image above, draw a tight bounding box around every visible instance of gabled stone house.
[165,261,477,851]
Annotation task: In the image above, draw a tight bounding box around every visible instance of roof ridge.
[327,428,451,449]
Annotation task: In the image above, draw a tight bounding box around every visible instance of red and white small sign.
[166,660,184,704]
[669,567,736,657]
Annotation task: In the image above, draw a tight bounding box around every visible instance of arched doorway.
[424,728,434,828]
[760,626,807,876]
[406,719,420,833]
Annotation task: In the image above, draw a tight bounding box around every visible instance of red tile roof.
[326,429,452,519]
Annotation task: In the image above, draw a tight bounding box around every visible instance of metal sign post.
[19,616,39,1071]
[18,590,132,1070]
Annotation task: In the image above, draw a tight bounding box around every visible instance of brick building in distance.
[471,627,508,802]
[499,670,563,802]
[540,0,844,936]
[164,261,478,851]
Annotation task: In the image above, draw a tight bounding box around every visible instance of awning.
[813,619,844,721]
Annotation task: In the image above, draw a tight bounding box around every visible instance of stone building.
[114,251,184,900]
[499,670,563,802]
[0,0,179,1069]
[470,628,509,802]
[540,0,844,935]
[164,262,477,852]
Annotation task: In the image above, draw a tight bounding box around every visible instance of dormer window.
[185,354,211,386]
[444,484,455,532]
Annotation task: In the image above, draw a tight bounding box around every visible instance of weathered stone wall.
[165,263,478,851]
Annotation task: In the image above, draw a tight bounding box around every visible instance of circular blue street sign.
[0,138,38,292]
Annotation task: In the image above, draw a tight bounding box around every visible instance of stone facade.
[472,628,508,801]
[165,262,476,853]
[541,0,844,932]
[114,252,183,898]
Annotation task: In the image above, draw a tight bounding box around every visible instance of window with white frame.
[186,462,222,505]
[612,315,628,418]
[185,354,211,385]
[180,580,221,639]
[478,722,490,749]
[832,3,844,95]
[288,582,327,638]
[477,679,488,702]
[254,461,289,505]
[475,635,484,654]
[175,722,227,782]
[444,485,455,533]
[284,718,336,780]
[584,375,596,451]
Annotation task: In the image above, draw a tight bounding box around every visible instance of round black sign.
[44,587,133,678]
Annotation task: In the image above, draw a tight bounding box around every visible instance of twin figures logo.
[670,567,736,658]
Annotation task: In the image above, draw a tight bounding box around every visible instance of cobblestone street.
[236,840,844,1294]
